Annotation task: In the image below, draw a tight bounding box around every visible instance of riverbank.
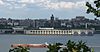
[0,34,94,36]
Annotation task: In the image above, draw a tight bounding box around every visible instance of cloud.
[0,0,4,5]
[0,0,95,10]
[18,0,88,9]
[36,0,86,9]
[1,0,27,9]
[19,0,35,3]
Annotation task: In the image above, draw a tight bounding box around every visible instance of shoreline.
[0,33,95,36]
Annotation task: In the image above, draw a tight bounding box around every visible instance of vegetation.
[9,46,30,52]
[47,43,63,52]
[47,40,94,52]
[86,0,100,17]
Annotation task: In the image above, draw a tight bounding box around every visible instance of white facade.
[39,27,54,30]
[24,29,94,35]
[24,29,72,35]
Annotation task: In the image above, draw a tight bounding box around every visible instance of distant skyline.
[0,0,98,19]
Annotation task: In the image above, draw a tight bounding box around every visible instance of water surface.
[0,34,100,52]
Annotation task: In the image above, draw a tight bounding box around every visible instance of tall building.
[50,14,54,21]
[50,14,55,27]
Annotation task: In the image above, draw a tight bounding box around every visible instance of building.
[12,26,24,34]
[24,27,94,36]
[50,14,55,27]
[0,29,12,34]
[0,18,7,25]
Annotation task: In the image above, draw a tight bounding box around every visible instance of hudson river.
[0,34,100,52]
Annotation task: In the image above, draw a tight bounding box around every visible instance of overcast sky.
[0,0,97,19]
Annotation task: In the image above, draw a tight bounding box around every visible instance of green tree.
[9,46,30,52]
[86,0,100,17]
[61,40,91,52]
[47,40,93,52]
[60,48,68,52]
[47,43,63,52]
[66,40,77,52]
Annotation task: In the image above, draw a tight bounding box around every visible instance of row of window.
[30,30,72,34]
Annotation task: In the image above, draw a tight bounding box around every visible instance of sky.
[0,0,97,19]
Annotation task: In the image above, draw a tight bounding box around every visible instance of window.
[69,31,72,33]
[30,31,32,32]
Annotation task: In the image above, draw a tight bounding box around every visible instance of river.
[0,34,100,52]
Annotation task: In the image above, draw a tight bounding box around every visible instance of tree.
[86,0,100,17]
[61,40,91,52]
[9,46,30,52]
[47,43,63,52]
[47,40,93,52]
